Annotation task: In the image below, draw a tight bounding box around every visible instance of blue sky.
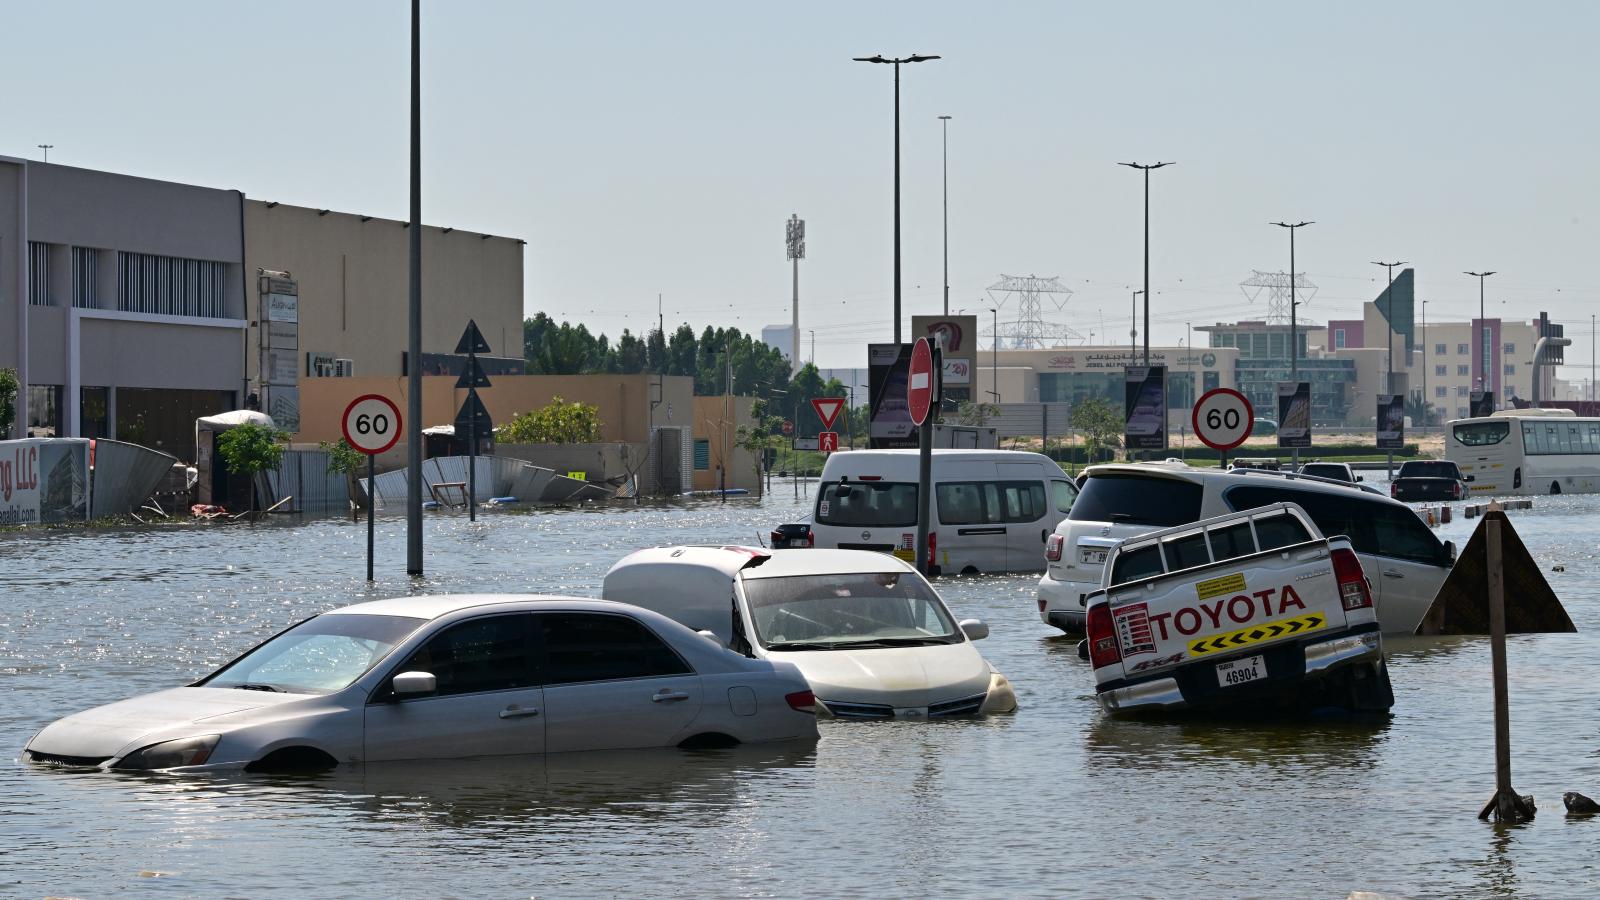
[3,1,1597,376]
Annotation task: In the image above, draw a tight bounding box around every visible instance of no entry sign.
[908,337,933,426]
[342,394,403,455]
[1192,388,1253,452]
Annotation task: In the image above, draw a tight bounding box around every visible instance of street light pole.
[1465,271,1497,397]
[405,0,424,576]
[1371,260,1408,396]
[939,115,951,317]
[1130,290,1143,357]
[1422,300,1429,426]
[36,144,52,162]
[854,53,941,345]
[1272,222,1314,379]
[990,307,1000,404]
[1119,161,1173,365]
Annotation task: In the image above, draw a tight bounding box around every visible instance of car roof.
[1079,461,1376,496]
[325,594,633,621]
[609,545,916,581]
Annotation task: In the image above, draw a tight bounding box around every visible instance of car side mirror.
[1465,475,1475,482]
[392,671,437,696]
[1355,476,1364,482]
[959,618,989,641]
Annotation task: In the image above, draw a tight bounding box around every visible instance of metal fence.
[263,450,351,516]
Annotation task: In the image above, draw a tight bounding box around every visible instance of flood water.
[4,479,1599,898]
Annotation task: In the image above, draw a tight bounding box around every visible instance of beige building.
[692,395,760,493]
[243,200,524,431]
[970,345,1240,426]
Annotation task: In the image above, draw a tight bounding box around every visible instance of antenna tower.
[985,274,1083,349]
[1239,270,1318,324]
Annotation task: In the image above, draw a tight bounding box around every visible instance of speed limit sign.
[1192,388,1253,452]
[342,394,403,455]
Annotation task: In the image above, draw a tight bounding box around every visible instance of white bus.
[1446,408,1600,495]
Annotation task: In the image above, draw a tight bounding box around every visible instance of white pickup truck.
[1084,503,1393,714]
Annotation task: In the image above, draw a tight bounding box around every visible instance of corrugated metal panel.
[263,450,351,516]
[987,403,1075,438]
[90,440,179,518]
[363,455,532,509]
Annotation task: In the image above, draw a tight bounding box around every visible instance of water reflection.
[1083,715,1391,774]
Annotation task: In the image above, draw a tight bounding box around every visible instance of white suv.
[1038,461,1455,635]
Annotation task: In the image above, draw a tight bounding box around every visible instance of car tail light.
[769,531,786,546]
[1085,602,1122,670]
[928,531,937,564]
[785,690,816,713]
[1331,547,1373,611]
[1037,598,1048,613]
[1452,481,1463,500]
[1389,481,1399,498]
[1045,533,1065,562]
[807,531,815,548]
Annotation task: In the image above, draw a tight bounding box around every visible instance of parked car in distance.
[1252,418,1279,436]
[23,595,818,772]
[786,449,1076,574]
[1037,461,1454,635]
[603,547,1018,720]
[1391,459,1471,502]
[1085,503,1392,714]
[1299,461,1361,484]
[769,520,813,549]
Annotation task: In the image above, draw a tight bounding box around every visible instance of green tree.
[0,367,18,437]
[615,329,647,374]
[1071,397,1124,463]
[216,423,288,514]
[318,437,365,475]
[955,400,1001,426]
[666,324,698,377]
[500,396,604,444]
[645,327,668,374]
[1405,392,1432,427]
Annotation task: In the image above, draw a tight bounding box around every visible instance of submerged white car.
[602,547,1018,720]
[23,595,819,772]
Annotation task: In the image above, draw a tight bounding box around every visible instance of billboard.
[1376,394,1405,450]
[912,315,977,410]
[0,438,90,525]
[1123,365,1168,452]
[1276,381,1312,449]
[868,343,917,448]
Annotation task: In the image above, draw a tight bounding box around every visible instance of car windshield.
[1400,462,1457,478]
[201,613,423,695]
[741,573,960,650]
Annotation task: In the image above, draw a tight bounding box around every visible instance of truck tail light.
[1331,548,1373,611]
[1389,481,1399,498]
[807,531,815,548]
[1045,534,1064,562]
[1452,481,1463,500]
[1085,602,1122,670]
[928,531,937,564]
[785,690,816,713]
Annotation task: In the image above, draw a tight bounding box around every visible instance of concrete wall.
[243,200,523,383]
[692,395,758,492]
[294,373,697,447]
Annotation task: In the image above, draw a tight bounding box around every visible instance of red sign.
[342,394,404,455]
[908,337,933,426]
[1191,388,1254,452]
[811,397,844,429]
[818,431,839,453]
[780,419,794,436]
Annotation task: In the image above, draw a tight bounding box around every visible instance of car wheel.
[678,733,740,750]
[244,746,338,773]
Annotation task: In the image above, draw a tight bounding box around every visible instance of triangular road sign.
[454,388,493,434]
[455,319,492,355]
[812,397,845,429]
[455,356,492,389]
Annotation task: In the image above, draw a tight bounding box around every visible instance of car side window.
[1227,487,1377,555]
[1052,480,1077,514]
[1163,532,1211,571]
[1253,514,1312,551]
[1370,507,1445,564]
[539,613,693,685]
[387,614,536,699]
[1208,522,1258,561]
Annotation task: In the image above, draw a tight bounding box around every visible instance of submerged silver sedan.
[23,595,819,772]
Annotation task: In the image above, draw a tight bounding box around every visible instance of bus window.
[1454,421,1509,446]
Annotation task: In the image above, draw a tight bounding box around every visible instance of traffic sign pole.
[367,454,376,581]
[343,394,403,582]
[908,338,939,575]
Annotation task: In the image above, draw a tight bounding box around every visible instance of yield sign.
[811,397,845,430]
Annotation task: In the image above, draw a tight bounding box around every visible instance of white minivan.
[1037,461,1455,635]
[795,449,1077,575]
[603,547,1017,719]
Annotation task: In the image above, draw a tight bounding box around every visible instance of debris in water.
[1565,792,1600,815]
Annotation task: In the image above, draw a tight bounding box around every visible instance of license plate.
[1080,547,1108,565]
[1216,655,1266,688]
[892,548,915,561]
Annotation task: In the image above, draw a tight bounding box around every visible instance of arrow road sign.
[455,319,492,355]
[455,355,492,389]
[818,431,839,453]
[812,397,844,430]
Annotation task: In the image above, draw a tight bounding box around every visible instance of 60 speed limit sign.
[342,394,403,455]
[1192,388,1254,451]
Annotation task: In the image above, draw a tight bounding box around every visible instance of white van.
[1037,461,1455,635]
[603,547,1017,719]
[797,449,1077,575]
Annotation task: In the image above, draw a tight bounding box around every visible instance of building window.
[1504,363,1515,376]
[1457,365,1469,376]
[118,252,228,318]
[1435,365,1447,377]
[1434,343,1446,356]
[1457,343,1470,355]
[693,439,710,470]
[27,385,61,436]
[1456,386,1470,397]
[1503,342,1516,355]
[1334,328,1346,349]
[1435,386,1448,398]
[72,247,98,309]
[28,241,50,306]
[1457,406,1470,418]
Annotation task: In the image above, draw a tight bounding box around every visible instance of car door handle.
[652,689,692,703]
[498,705,541,719]
[1382,569,1405,579]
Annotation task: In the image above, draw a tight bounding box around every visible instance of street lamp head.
[1272,221,1314,229]
[905,54,941,63]
[1465,270,1497,278]
[852,55,890,63]
[1119,161,1175,171]
[1371,260,1408,268]
[938,115,952,121]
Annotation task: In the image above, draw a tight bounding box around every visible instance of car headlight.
[112,735,220,770]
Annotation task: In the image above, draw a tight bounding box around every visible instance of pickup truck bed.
[1086,503,1393,714]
